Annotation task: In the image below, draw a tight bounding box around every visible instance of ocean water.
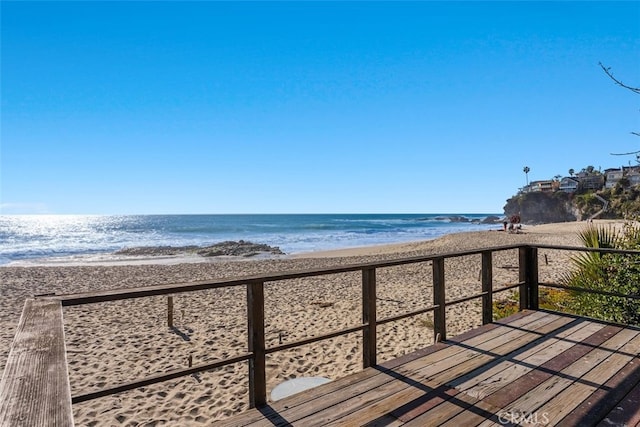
[0,214,502,266]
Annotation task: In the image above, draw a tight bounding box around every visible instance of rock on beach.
[114,240,285,258]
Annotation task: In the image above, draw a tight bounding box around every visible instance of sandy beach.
[0,220,617,425]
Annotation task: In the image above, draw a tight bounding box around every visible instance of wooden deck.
[221,310,640,427]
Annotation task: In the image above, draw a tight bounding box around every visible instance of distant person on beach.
[508,213,522,233]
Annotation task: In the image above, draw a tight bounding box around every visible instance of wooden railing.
[1,243,640,426]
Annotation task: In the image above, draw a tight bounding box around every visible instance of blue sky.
[1,2,639,215]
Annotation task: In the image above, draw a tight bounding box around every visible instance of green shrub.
[562,222,640,325]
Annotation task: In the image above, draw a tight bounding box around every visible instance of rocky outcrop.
[115,240,285,258]
[503,192,577,224]
[481,215,503,224]
[432,215,503,224]
[197,241,285,257]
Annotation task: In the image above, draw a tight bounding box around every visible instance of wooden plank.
[355,384,462,427]
[392,385,463,426]
[383,313,558,388]
[402,386,502,427]
[319,377,455,426]
[0,298,73,427]
[599,379,640,427]
[222,311,551,426]
[485,325,639,425]
[425,315,571,382]
[221,340,454,427]
[453,320,605,398]
[537,329,640,425]
[367,315,574,425]
[445,309,537,345]
[384,312,560,390]
[482,322,622,410]
[298,311,540,425]
[294,313,567,425]
[438,321,606,427]
[219,312,640,427]
[437,394,503,427]
[559,345,640,425]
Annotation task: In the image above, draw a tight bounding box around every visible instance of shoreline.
[0,220,622,425]
[1,219,615,267]
[0,213,503,268]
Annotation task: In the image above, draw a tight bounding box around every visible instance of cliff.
[504,192,578,224]
[504,187,640,224]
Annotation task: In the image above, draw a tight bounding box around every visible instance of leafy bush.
[562,222,640,325]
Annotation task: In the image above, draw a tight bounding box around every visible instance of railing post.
[247,281,266,407]
[519,247,528,310]
[528,247,539,310]
[167,296,174,328]
[481,251,493,324]
[518,246,539,310]
[362,268,377,368]
[433,257,446,341]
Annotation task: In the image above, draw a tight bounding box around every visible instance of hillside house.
[578,174,605,191]
[626,166,640,187]
[605,168,624,189]
[523,180,556,193]
[559,176,580,192]
[605,166,640,189]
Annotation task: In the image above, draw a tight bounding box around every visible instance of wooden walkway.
[221,310,640,427]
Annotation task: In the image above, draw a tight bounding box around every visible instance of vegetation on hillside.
[600,186,640,218]
[504,167,640,223]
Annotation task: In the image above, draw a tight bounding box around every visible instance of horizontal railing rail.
[54,244,526,306]
[48,243,527,407]
[4,242,640,425]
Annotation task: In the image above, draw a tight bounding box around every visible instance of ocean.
[0,214,503,266]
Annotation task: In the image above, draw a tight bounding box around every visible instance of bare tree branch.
[611,150,640,156]
[601,62,639,161]
[599,62,640,95]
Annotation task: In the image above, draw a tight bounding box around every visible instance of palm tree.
[523,166,530,185]
[569,168,575,177]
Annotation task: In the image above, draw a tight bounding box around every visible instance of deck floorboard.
[221,310,640,426]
